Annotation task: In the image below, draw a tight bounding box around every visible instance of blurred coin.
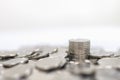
[2,64,32,80]
[2,58,28,68]
[0,51,17,60]
[98,58,120,68]
[114,48,120,57]
[49,48,58,54]
[67,62,95,76]
[28,69,55,80]
[29,49,49,60]
[90,48,114,58]
[50,48,68,58]
[17,50,34,58]
[52,71,80,80]
[35,57,67,72]
[96,68,120,80]
[69,39,90,62]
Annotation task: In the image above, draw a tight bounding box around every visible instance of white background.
[0,0,120,51]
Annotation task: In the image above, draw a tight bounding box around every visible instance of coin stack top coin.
[69,39,90,63]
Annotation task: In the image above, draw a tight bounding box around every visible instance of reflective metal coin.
[30,51,49,60]
[114,48,120,57]
[35,57,67,72]
[0,51,17,60]
[17,50,34,58]
[28,69,55,80]
[2,64,32,80]
[69,39,90,62]
[52,71,80,80]
[2,58,28,68]
[96,68,120,80]
[67,62,95,75]
[90,48,114,58]
[49,48,68,58]
[49,48,58,54]
[98,58,120,68]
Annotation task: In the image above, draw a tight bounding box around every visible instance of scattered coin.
[49,48,58,54]
[28,69,55,80]
[52,70,80,80]
[17,50,35,58]
[30,51,49,60]
[98,58,120,68]
[0,51,17,60]
[35,57,67,72]
[90,48,114,58]
[49,48,68,58]
[1,58,28,68]
[67,61,95,75]
[96,68,120,80]
[2,64,32,80]
[114,49,120,57]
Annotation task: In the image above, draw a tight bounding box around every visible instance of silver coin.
[69,39,90,62]
[29,50,49,60]
[49,48,58,54]
[28,69,55,80]
[98,58,120,68]
[113,48,120,57]
[52,71,80,80]
[96,68,120,80]
[2,64,32,80]
[17,50,34,58]
[67,62,95,75]
[2,58,28,68]
[28,47,58,60]
[49,48,68,58]
[0,51,17,60]
[90,48,114,58]
[35,57,67,72]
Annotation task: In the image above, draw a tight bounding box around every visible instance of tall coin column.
[69,39,90,63]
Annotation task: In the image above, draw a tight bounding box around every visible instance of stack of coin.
[69,39,90,63]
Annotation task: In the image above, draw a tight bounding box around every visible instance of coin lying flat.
[90,48,114,58]
[35,57,67,72]
[49,48,68,58]
[98,58,120,68]
[0,51,17,60]
[1,58,28,68]
[28,47,60,60]
[52,71,80,80]
[2,64,32,80]
[49,48,58,54]
[96,68,120,80]
[114,49,120,57]
[28,69,55,80]
[67,62,95,75]
[17,50,34,58]
[29,50,49,60]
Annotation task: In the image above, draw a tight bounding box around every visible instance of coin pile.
[0,39,120,80]
[69,39,90,62]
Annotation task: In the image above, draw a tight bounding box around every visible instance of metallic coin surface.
[2,64,32,80]
[2,58,28,68]
[30,51,49,60]
[90,48,114,58]
[50,48,68,58]
[69,39,90,62]
[0,51,17,60]
[35,57,67,71]
[98,58,120,68]
[96,68,120,80]
[52,71,80,80]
